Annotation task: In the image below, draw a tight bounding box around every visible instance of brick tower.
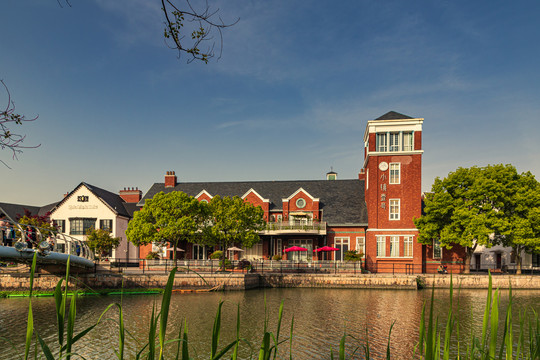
[361,111,424,273]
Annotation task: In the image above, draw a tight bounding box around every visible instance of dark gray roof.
[50,182,133,218]
[0,202,43,221]
[122,202,140,217]
[140,179,368,225]
[375,111,413,120]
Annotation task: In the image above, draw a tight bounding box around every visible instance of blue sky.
[2,0,540,205]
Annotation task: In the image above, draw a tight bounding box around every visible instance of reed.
[11,254,540,359]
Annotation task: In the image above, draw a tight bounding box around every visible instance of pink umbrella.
[284,246,308,253]
[314,246,340,252]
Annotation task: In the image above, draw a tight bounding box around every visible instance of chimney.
[119,187,142,203]
[165,171,177,188]
[63,191,70,198]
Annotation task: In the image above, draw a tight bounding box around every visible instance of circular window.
[296,198,306,208]
[200,199,208,203]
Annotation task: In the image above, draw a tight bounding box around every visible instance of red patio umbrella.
[284,246,308,253]
[314,246,340,252]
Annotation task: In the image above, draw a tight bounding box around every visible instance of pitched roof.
[0,202,41,221]
[140,179,368,226]
[50,182,133,218]
[375,111,413,120]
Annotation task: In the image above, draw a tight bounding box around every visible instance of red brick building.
[138,111,465,273]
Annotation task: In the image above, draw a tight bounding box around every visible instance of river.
[1,287,539,359]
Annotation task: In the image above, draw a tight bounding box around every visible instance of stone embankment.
[2,272,540,292]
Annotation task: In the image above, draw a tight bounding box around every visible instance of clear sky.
[1,0,539,206]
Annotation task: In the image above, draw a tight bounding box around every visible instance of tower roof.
[375,111,413,120]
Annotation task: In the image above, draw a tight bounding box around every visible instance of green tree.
[86,228,121,260]
[203,195,265,271]
[486,165,540,274]
[126,191,206,267]
[414,166,499,274]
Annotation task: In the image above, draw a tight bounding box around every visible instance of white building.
[49,182,140,261]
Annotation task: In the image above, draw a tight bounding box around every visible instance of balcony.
[261,221,327,235]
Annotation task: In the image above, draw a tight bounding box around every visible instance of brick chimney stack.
[165,171,177,188]
[119,187,142,203]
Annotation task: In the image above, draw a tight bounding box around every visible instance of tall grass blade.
[211,301,224,358]
[481,272,493,353]
[500,286,512,360]
[66,290,79,360]
[232,304,240,360]
[425,285,435,359]
[363,328,370,360]
[147,303,157,360]
[159,266,177,360]
[489,289,500,359]
[258,332,271,360]
[182,320,189,360]
[386,322,394,360]
[339,333,346,360]
[289,316,294,360]
[36,332,55,360]
[24,252,38,360]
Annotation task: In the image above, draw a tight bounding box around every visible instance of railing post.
[393,263,395,275]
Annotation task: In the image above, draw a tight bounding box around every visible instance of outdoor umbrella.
[314,246,339,252]
[227,246,244,252]
[284,246,308,252]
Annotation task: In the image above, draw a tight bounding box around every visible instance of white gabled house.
[49,182,140,261]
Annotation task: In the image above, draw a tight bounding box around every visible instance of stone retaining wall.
[3,273,540,292]
[0,273,260,291]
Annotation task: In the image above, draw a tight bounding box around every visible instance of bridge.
[0,207,94,269]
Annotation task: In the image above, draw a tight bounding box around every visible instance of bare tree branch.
[161,0,239,63]
[0,80,40,168]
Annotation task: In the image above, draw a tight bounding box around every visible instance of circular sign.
[379,161,389,171]
[296,198,306,208]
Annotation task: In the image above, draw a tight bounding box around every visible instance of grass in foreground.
[2,252,540,359]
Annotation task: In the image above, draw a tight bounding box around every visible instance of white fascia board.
[282,187,319,202]
[363,118,424,142]
[241,188,269,203]
[196,190,213,200]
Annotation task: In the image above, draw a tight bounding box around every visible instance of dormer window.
[376,131,414,152]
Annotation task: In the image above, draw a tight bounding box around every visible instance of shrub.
[272,254,282,261]
[145,251,160,260]
[210,250,223,260]
[344,250,363,262]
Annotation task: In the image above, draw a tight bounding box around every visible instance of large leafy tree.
[126,191,206,267]
[486,165,540,274]
[86,228,121,260]
[203,195,265,271]
[415,164,540,274]
[414,166,499,273]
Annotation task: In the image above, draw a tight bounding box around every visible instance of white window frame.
[389,133,400,152]
[403,236,413,257]
[376,236,386,257]
[403,132,414,151]
[389,163,400,184]
[356,237,365,257]
[390,236,399,257]
[335,237,350,261]
[389,199,400,220]
[377,133,388,152]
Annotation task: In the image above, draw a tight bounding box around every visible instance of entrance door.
[475,254,481,270]
[496,253,502,269]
